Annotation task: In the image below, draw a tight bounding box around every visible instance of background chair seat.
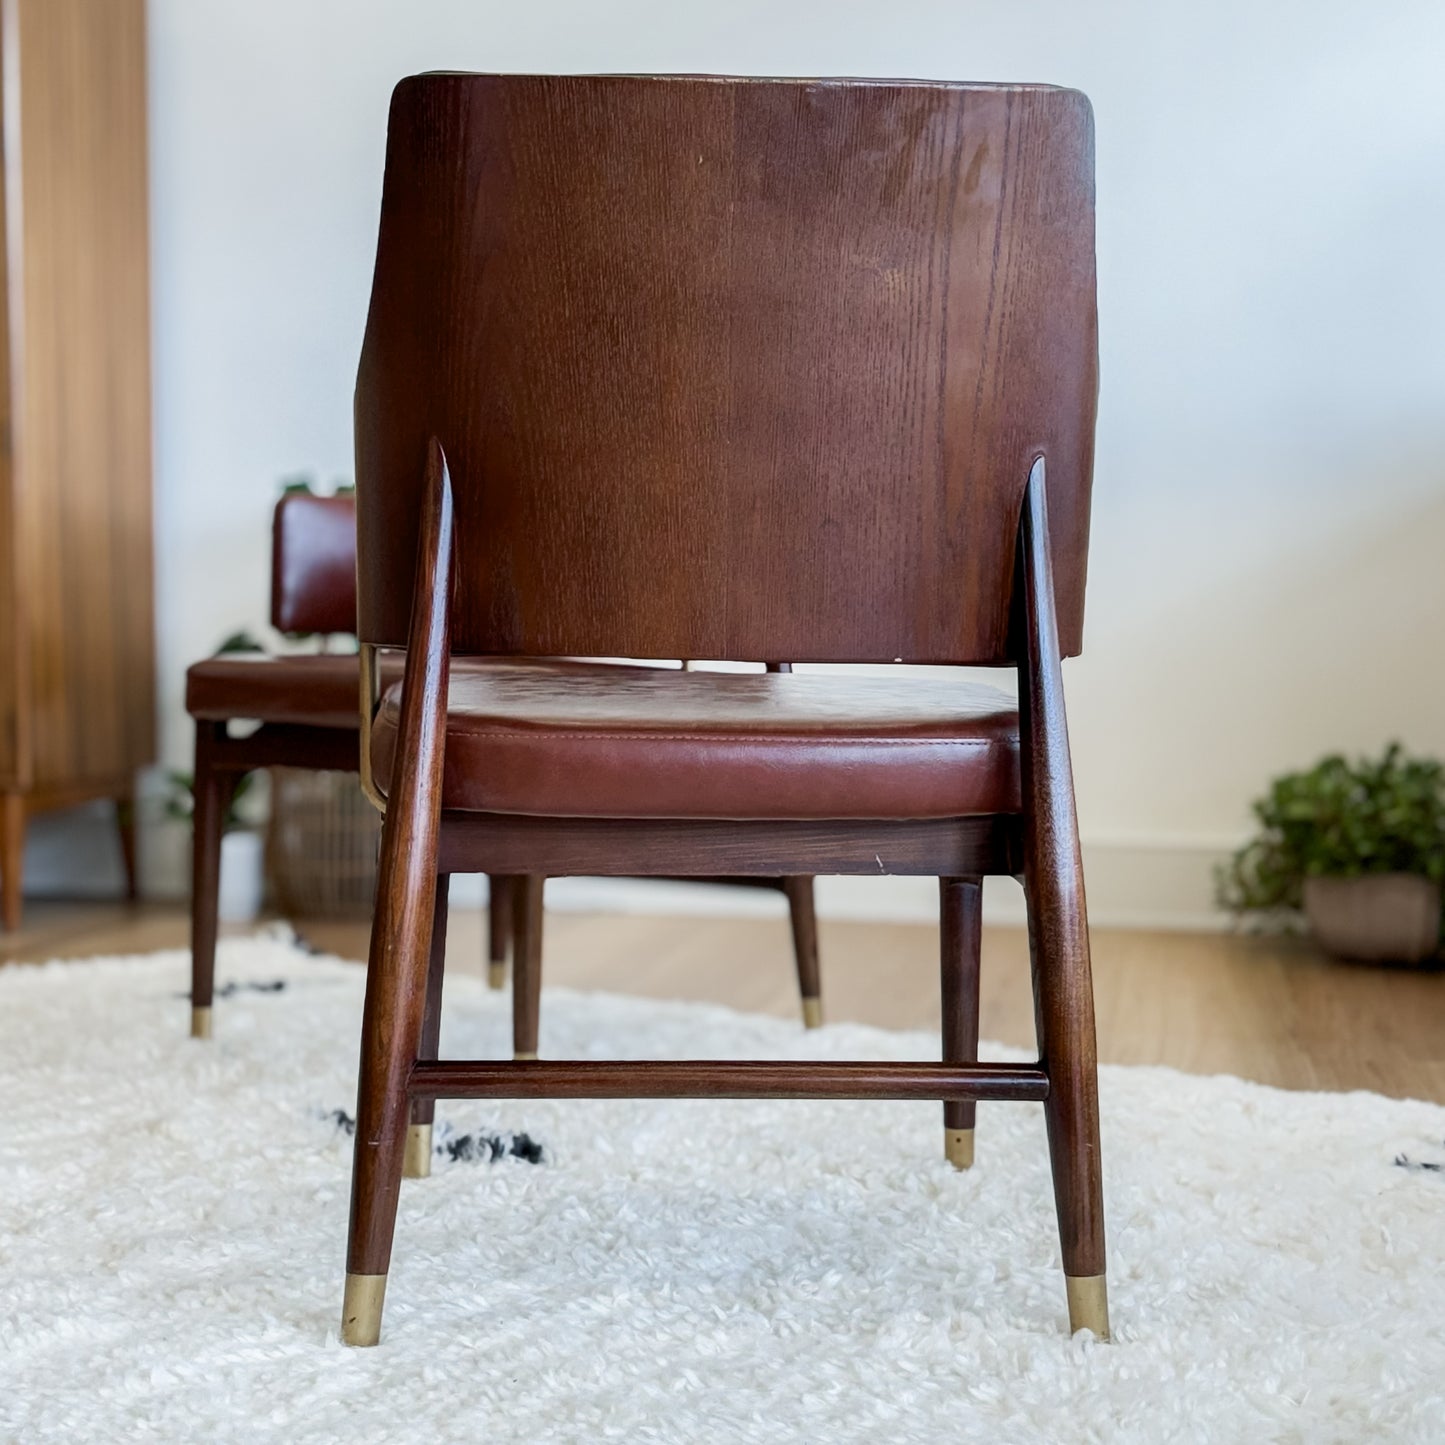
[370,660,1021,819]
[187,653,402,731]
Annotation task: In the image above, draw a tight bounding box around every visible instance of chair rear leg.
[939,876,983,1169]
[486,874,513,989]
[404,876,450,1179]
[512,875,544,1060]
[1024,862,1108,1338]
[783,876,823,1028]
[188,723,232,1039]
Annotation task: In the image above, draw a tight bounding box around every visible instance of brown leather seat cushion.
[370,660,1021,820]
[186,653,403,731]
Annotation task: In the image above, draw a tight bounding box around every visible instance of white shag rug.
[2,936,1444,1443]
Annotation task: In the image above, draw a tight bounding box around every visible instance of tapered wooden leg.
[782,876,823,1028]
[940,876,983,1169]
[341,436,453,1347]
[1017,463,1109,1339]
[512,875,544,1060]
[0,793,23,933]
[116,789,139,903]
[405,876,450,1179]
[343,835,443,1344]
[1026,876,1108,1336]
[487,874,513,989]
[189,725,231,1038]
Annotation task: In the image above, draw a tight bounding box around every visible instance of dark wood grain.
[783,875,821,1015]
[187,722,233,1025]
[1017,458,1106,1285]
[487,874,514,984]
[409,876,451,1132]
[512,875,544,1058]
[355,75,1096,664]
[345,440,453,1279]
[342,73,1106,1343]
[437,814,1021,878]
[409,1059,1049,1103]
[940,876,984,1142]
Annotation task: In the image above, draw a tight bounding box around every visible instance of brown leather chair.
[183,494,824,1040]
[339,74,1108,1346]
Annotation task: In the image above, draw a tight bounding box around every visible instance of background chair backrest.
[270,492,358,636]
[355,74,1097,664]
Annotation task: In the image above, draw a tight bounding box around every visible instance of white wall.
[30,0,1445,925]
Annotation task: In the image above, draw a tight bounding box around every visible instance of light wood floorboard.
[4,899,1443,1103]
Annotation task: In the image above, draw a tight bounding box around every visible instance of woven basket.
[266,768,381,919]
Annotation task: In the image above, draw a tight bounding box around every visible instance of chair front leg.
[188,721,234,1039]
[783,876,823,1028]
[939,876,983,1169]
[486,874,514,989]
[512,876,544,1060]
[404,876,451,1179]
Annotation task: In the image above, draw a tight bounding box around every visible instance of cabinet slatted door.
[0,0,155,928]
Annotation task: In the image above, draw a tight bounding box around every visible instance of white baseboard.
[35,814,1233,933]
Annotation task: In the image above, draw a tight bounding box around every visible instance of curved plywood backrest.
[355,74,1097,663]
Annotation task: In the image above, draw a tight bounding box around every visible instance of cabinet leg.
[1,794,24,932]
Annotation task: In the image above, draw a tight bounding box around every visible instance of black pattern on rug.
[1394,1140,1444,1173]
[322,1109,545,1165]
[174,979,287,999]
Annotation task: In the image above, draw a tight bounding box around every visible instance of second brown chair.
[184,493,825,1065]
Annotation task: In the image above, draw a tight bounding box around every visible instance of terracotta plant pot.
[1302,874,1441,964]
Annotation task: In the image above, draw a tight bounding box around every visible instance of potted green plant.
[1216,744,1445,963]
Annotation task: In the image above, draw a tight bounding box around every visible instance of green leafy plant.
[1216,743,1445,921]
[165,769,257,834]
[215,629,267,655]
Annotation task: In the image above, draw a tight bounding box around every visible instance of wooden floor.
[5,898,1443,1103]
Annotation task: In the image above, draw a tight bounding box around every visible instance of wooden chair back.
[355,74,1097,664]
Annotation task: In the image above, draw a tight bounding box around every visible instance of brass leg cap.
[513,1049,538,1061]
[402,1123,433,1179]
[944,1127,975,1170]
[801,996,823,1030]
[190,1006,212,1040]
[488,961,506,990]
[1065,1274,1111,1340]
[340,1272,387,1347]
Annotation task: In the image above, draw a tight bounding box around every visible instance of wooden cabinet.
[0,0,155,928]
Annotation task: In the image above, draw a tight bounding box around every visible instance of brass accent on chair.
[801,997,823,1030]
[340,1273,388,1347]
[190,1006,213,1040]
[944,1127,975,1170]
[402,1123,433,1179]
[1065,1274,1111,1339]
[359,643,387,814]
